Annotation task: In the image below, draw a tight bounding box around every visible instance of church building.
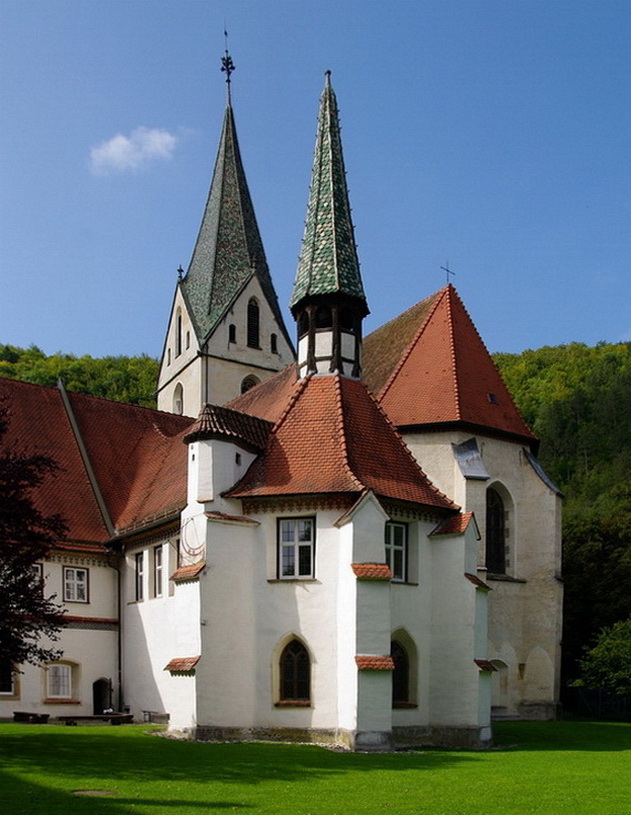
[0,65,562,749]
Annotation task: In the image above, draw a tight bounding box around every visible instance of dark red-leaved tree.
[0,401,67,668]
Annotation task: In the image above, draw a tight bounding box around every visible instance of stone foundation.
[192,724,493,751]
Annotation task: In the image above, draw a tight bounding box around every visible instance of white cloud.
[90,127,178,174]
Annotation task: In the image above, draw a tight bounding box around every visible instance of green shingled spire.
[181,103,290,346]
[290,72,368,313]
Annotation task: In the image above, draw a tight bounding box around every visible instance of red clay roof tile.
[226,374,456,511]
[465,572,491,590]
[164,656,200,672]
[474,659,498,672]
[226,364,299,423]
[184,404,272,451]
[170,563,206,581]
[351,563,393,580]
[365,286,536,442]
[355,656,395,670]
[430,512,476,537]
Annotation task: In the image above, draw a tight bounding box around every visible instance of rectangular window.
[63,567,89,602]
[154,545,163,598]
[47,664,71,698]
[0,659,14,695]
[278,518,315,579]
[135,552,144,601]
[385,522,407,582]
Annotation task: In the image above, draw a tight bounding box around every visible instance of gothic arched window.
[172,383,184,416]
[486,487,506,574]
[279,640,310,702]
[391,641,410,705]
[247,298,260,348]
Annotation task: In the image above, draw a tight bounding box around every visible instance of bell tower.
[157,52,294,416]
[290,72,369,379]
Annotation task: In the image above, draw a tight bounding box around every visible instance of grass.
[0,721,629,815]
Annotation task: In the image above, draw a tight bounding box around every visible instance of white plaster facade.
[157,277,294,417]
[402,429,563,719]
[0,551,119,719]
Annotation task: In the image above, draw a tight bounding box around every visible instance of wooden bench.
[13,711,50,724]
[57,713,134,726]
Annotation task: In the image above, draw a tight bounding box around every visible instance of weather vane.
[221,29,235,103]
[441,261,456,284]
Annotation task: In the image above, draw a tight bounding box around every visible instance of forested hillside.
[2,340,630,690]
[494,342,631,685]
[0,345,159,408]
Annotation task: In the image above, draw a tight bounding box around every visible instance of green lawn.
[0,721,629,815]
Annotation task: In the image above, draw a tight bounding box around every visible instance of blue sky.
[1,0,629,358]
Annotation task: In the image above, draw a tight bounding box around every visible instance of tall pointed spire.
[291,73,368,379]
[180,55,290,348]
[291,72,367,311]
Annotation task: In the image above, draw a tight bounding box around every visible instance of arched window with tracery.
[279,639,310,703]
[486,487,506,574]
[247,298,260,348]
[240,375,260,394]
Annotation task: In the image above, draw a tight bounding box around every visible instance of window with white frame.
[63,567,89,602]
[154,545,163,597]
[47,663,72,699]
[135,552,144,601]
[278,518,315,579]
[385,522,407,582]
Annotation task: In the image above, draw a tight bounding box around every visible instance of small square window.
[385,522,407,582]
[63,567,89,603]
[278,518,315,579]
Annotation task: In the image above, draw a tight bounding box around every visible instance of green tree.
[0,402,67,668]
[575,618,631,696]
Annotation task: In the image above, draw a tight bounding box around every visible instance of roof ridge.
[446,285,463,421]
[270,372,312,434]
[448,285,534,432]
[377,286,448,401]
[333,374,366,492]
[362,380,459,510]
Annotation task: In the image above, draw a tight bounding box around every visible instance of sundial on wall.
[180,518,205,558]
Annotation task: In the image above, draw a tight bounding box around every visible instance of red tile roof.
[474,659,498,672]
[0,378,192,544]
[430,512,477,537]
[352,564,393,580]
[170,563,206,581]
[164,656,200,672]
[355,656,395,670]
[0,379,109,543]
[184,404,272,451]
[465,572,491,591]
[226,374,456,511]
[67,391,191,533]
[364,285,536,443]
[205,511,260,525]
[226,364,299,423]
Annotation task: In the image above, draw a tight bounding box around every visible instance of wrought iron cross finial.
[221,30,235,102]
[441,261,456,285]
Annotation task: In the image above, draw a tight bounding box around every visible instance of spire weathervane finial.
[221,30,235,103]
